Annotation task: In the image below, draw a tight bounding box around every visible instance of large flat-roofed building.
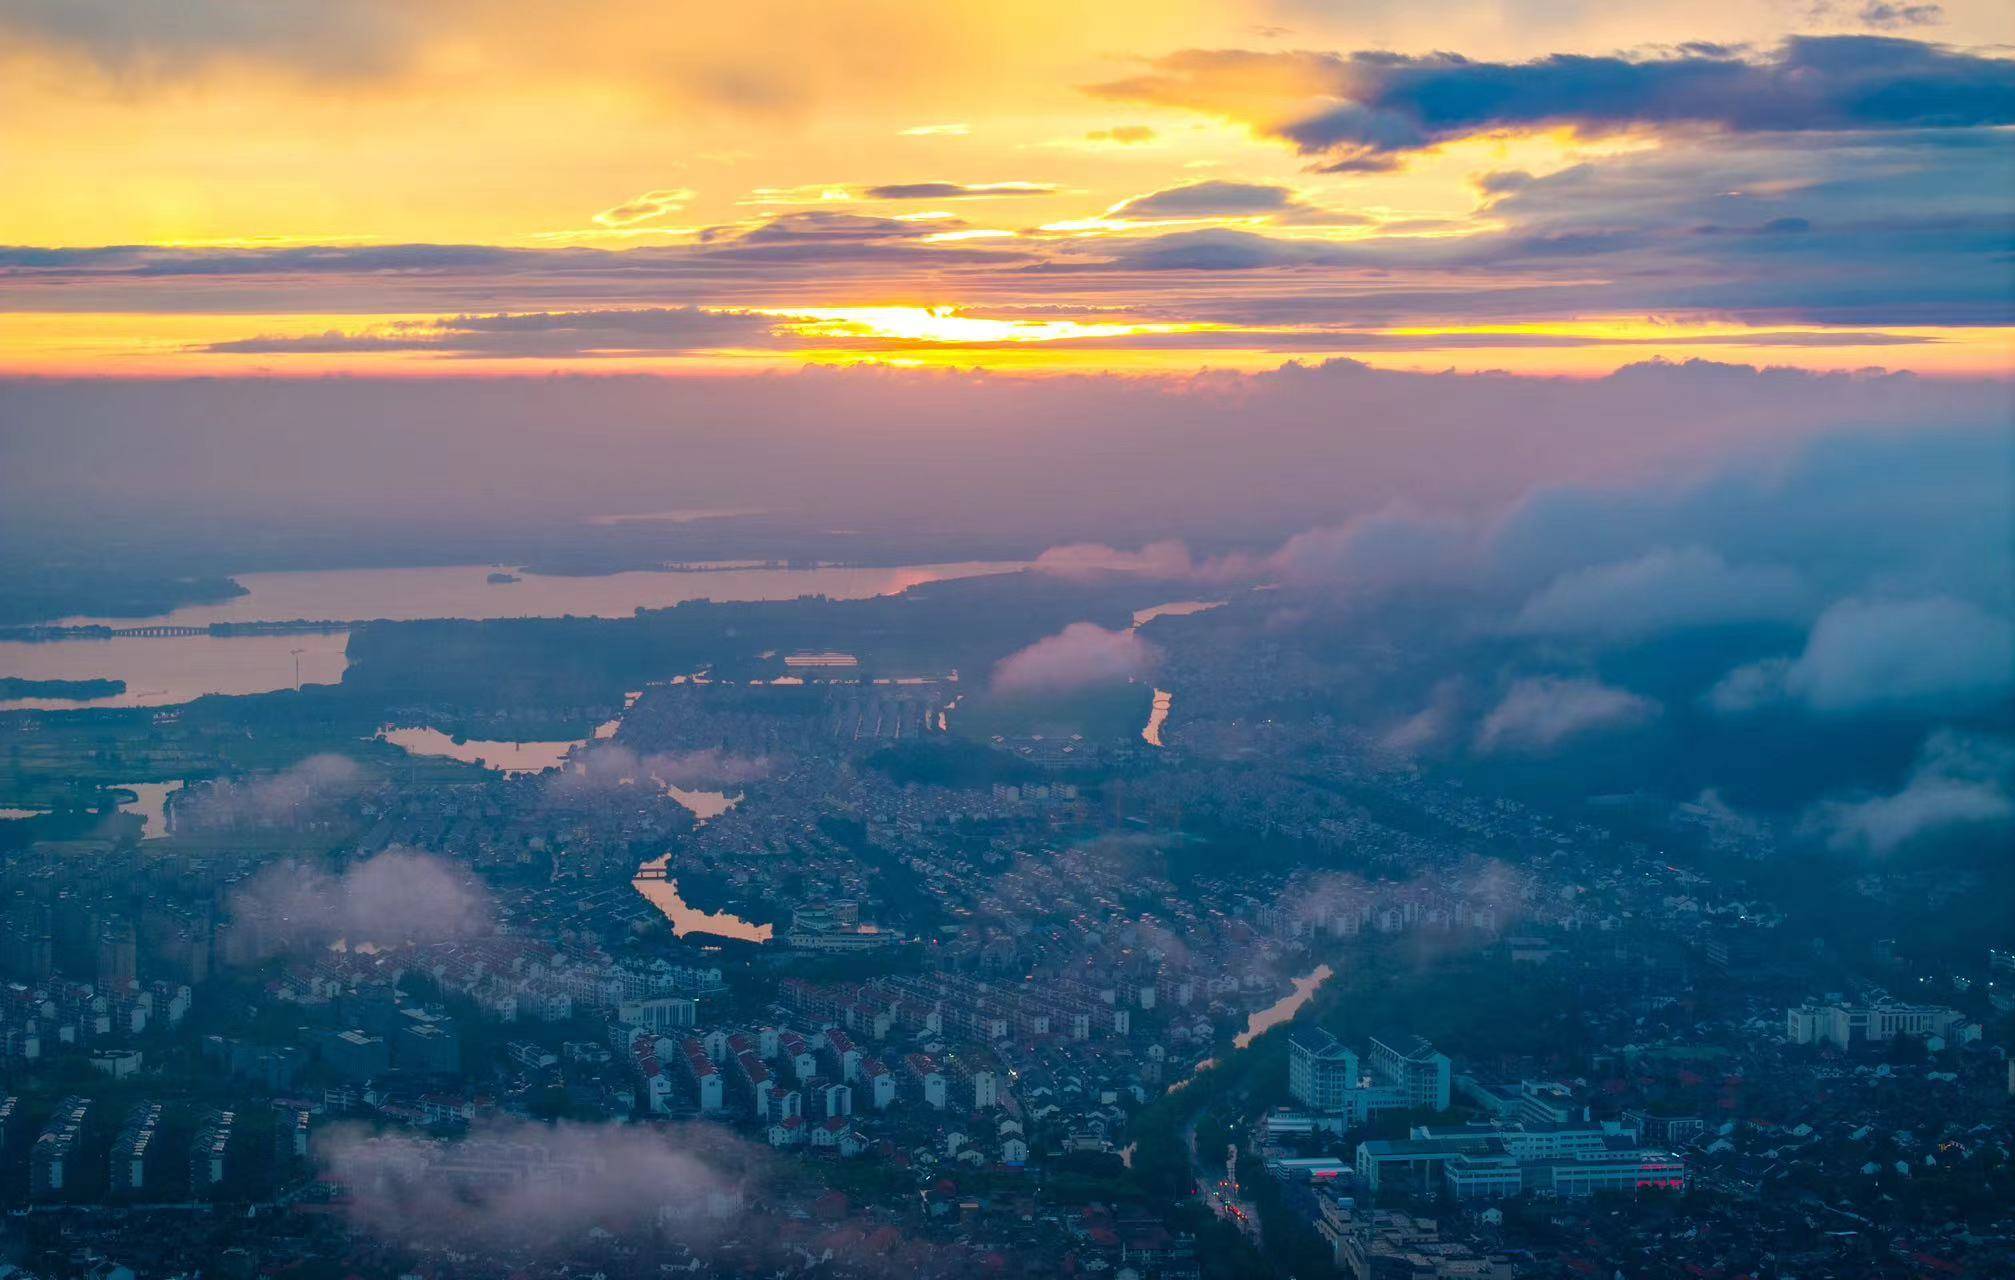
[784,651,860,669]
[619,995,698,1033]
[785,903,900,953]
[1517,1081,1587,1126]
[1357,1121,1686,1200]
[1317,1204,1516,1280]
[1785,1000,1964,1050]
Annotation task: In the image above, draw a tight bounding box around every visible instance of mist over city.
[0,2,2011,1278]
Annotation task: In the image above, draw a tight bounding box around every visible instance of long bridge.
[0,620,354,642]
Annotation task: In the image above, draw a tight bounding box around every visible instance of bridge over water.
[0,620,353,642]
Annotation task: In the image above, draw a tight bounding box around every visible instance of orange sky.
[1,0,2010,377]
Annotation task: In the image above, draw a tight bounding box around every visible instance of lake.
[2,560,1022,711]
[49,560,1025,628]
[632,856,773,942]
[116,781,184,840]
[663,786,741,822]
[1130,600,1225,629]
[0,631,352,710]
[377,727,582,775]
[382,723,743,826]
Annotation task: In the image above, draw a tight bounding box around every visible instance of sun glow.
[766,306,1223,346]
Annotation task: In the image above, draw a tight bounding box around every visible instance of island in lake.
[0,676,127,701]
[486,571,521,584]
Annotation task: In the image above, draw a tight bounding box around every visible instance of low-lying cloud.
[992,621,1158,695]
[322,1118,753,1254]
[1474,676,1659,755]
[1710,596,2015,714]
[1032,538,1205,580]
[228,848,496,958]
[553,743,776,797]
[1805,729,2015,853]
[1510,546,1811,642]
[173,752,364,827]
[1379,678,1468,759]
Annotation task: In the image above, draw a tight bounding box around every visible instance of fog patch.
[1804,730,2015,854]
[1711,596,2014,714]
[1509,546,1811,642]
[551,742,776,797]
[172,752,364,827]
[1474,676,1658,755]
[321,1118,756,1256]
[992,621,1158,695]
[227,848,495,959]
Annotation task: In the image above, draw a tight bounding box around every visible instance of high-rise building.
[323,1029,391,1081]
[1288,1027,1360,1113]
[1368,1033,1452,1112]
[397,1022,461,1074]
[1290,1028,1454,1122]
[97,920,138,992]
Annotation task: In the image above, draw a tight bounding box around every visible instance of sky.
[1,0,2010,376]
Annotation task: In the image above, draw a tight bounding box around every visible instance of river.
[1169,963,1334,1091]
[1142,688,1174,747]
[1123,962,1334,1172]
[1128,602,1218,747]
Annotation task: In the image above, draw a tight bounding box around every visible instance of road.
[1186,1118,1262,1245]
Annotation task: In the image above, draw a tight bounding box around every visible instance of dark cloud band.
[1091,36,2015,169]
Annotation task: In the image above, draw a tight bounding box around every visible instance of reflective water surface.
[0,632,351,710]
[52,560,1025,628]
[4,561,1020,711]
[632,856,773,942]
[378,727,580,775]
[1142,688,1174,747]
[115,781,184,840]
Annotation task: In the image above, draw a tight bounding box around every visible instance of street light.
[291,648,305,690]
